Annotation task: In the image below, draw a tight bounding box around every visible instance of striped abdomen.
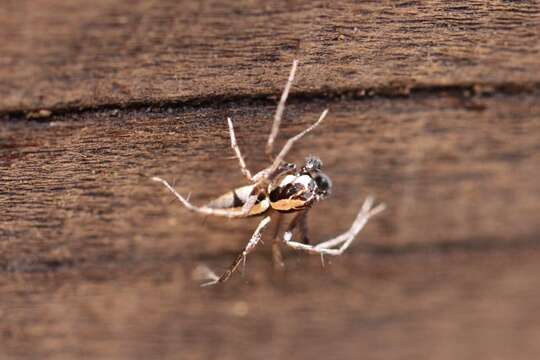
[206,184,269,216]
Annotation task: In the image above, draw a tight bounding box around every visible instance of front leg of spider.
[201,216,272,287]
[282,197,386,256]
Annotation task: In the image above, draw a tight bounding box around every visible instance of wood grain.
[1,1,540,359]
[2,94,539,271]
[1,246,539,360]
[1,0,539,112]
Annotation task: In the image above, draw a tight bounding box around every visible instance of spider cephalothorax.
[302,156,332,199]
[152,60,385,286]
[268,157,332,212]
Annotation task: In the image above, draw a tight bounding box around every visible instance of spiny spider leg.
[315,197,385,250]
[201,216,272,286]
[266,59,299,159]
[252,109,329,183]
[282,197,386,256]
[152,177,258,218]
[267,109,329,177]
[227,117,252,181]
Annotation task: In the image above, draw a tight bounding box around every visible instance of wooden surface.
[1,0,539,113]
[1,1,540,359]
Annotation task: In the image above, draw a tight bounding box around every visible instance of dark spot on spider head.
[313,172,332,198]
[300,156,331,199]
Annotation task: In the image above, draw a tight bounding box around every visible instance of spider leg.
[227,117,252,181]
[251,109,328,183]
[266,59,299,160]
[152,177,258,218]
[271,213,285,270]
[315,197,385,250]
[285,210,311,244]
[201,216,272,286]
[299,211,311,244]
[282,197,386,256]
[264,109,329,180]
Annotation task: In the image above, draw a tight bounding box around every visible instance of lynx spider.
[152,60,385,286]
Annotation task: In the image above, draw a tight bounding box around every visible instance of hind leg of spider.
[201,216,272,286]
[152,177,258,218]
[227,117,252,181]
[282,197,386,256]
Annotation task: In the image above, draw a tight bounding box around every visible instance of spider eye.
[314,173,332,197]
[304,156,322,172]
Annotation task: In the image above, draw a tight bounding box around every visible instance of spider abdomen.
[207,184,270,216]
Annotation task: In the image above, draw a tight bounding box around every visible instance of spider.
[152,60,385,286]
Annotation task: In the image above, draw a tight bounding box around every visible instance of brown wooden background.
[1,1,540,359]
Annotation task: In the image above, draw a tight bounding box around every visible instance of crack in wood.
[2,81,540,121]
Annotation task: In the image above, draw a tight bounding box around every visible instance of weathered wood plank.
[1,93,539,271]
[1,0,539,112]
[2,246,540,359]
[1,2,540,358]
